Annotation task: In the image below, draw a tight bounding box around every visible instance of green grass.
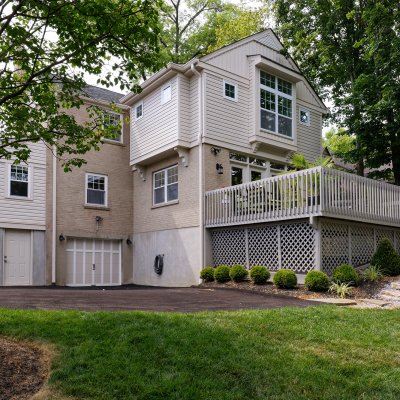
[1,307,400,399]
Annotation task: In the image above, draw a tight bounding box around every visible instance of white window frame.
[299,107,311,126]
[103,110,123,144]
[153,164,178,206]
[85,173,108,207]
[259,70,294,139]
[223,79,238,102]
[161,82,172,105]
[7,164,32,199]
[135,102,143,121]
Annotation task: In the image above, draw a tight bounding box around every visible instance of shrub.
[329,282,353,298]
[200,267,215,282]
[363,265,383,283]
[250,266,270,284]
[273,269,297,289]
[332,264,359,286]
[214,265,231,283]
[304,271,330,292]
[371,238,400,276]
[229,264,248,282]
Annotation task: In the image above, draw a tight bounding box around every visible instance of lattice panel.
[351,225,374,266]
[248,226,279,271]
[321,222,349,275]
[281,223,316,273]
[395,231,400,254]
[375,229,394,246]
[211,229,246,267]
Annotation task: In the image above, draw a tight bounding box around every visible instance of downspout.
[51,146,57,284]
[191,62,204,273]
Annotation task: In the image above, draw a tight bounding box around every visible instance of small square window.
[135,103,143,120]
[86,173,107,206]
[223,80,238,101]
[161,84,172,104]
[9,165,29,197]
[103,111,122,143]
[299,108,311,126]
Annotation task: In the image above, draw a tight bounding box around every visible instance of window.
[161,83,172,104]
[153,165,178,205]
[103,111,122,143]
[86,174,107,206]
[230,153,267,186]
[9,165,29,197]
[299,108,310,126]
[135,102,143,120]
[260,71,293,137]
[223,80,238,101]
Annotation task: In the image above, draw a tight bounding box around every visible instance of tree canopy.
[0,0,161,170]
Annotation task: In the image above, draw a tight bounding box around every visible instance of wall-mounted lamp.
[95,216,103,222]
[59,234,66,242]
[210,147,221,156]
[126,238,132,245]
[216,163,224,175]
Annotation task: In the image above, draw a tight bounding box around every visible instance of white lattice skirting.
[210,218,400,276]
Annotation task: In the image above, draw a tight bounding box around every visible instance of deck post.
[310,216,321,271]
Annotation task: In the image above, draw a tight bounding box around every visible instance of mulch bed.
[0,337,49,400]
[200,276,394,300]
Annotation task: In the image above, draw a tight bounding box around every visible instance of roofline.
[80,95,129,110]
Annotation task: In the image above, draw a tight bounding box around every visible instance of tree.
[0,0,161,170]
[273,0,400,184]
[323,127,356,162]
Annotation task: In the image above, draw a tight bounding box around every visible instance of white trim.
[85,173,108,207]
[223,79,238,102]
[152,164,178,206]
[299,107,311,126]
[161,82,172,105]
[134,101,143,121]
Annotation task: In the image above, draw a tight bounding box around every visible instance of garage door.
[66,238,121,286]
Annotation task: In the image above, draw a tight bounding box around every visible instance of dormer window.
[260,71,293,138]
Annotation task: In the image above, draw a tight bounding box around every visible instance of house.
[1,29,399,287]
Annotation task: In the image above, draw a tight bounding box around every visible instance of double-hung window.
[260,71,293,137]
[103,111,122,143]
[135,102,143,120]
[86,173,107,206]
[9,165,29,198]
[153,165,178,205]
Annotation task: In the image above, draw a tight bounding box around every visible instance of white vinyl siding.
[0,141,46,229]
[130,77,178,163]
[179,75,192,144]
[189,76,200,143]
[296,105,322,161]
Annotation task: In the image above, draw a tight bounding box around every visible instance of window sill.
[102,139,124,146]
[259,128,294,140]
[6,195,32,201]
[84,205,110,211]
[151,200,179,209]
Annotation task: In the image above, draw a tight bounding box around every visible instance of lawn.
[0,306,399,400]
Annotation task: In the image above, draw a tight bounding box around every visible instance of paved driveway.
[0,286,320,312]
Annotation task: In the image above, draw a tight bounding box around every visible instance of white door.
[66,238,121,286]
[4,230,32,286]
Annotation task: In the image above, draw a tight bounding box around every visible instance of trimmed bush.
[229,264,248,282]
[200,267,215,282]
[332,264,359,286]
[273,269,297,289]
[214,265,231,283]
[371,238,400,276]
[250,266,270,284]
[304,271,330,292]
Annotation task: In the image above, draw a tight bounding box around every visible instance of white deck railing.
[205,167,400,228]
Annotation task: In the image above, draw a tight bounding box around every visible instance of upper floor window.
[223,80,238,101]
[103,111,122,143]
[9,165,29,198]
[135,102,143,120]
[153,165,178,205]
[260,71,293,138]
[161,83,172,105]
[299,107,310,126]
[86,173,107,206]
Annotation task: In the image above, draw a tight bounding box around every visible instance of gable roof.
[82,85,124,103]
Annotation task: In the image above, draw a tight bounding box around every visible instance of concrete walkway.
[0,286,321,312]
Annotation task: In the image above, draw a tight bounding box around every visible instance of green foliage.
[273,269,297,289]
[250,266,270,284]
[0,0,161,170]
[332,265,359,286]
[229,264,248,282]
[200,267,215,282]
[329,282,353,299]
[323,127,356,164]
[371,239,400,276]
[289,152,334,171]
[214,265,231,283]
[304,271,330,292]
[363,265,383,283]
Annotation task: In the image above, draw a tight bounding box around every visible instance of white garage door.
[66,238,121,286]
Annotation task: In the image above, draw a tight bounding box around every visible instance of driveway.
[0,286,321,312]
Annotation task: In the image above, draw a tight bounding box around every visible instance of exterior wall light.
[216,163,224,174]
[210,147,221,155]
[127,238,133,245]
[59,234,66,242]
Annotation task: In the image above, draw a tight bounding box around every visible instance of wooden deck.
[205,167,400,228]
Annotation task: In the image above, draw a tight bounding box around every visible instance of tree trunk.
[392,142,400,185]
